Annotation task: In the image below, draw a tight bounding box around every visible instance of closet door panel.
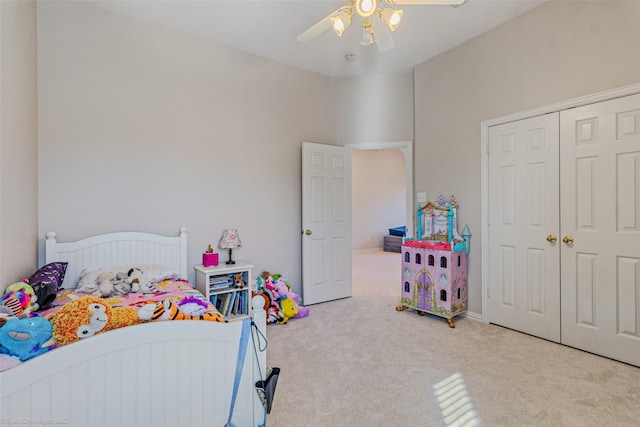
[560,93,640,367]
[488,113,561,342]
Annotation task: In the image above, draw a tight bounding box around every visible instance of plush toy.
[176,296,209,316]
[5,282,39,311]
[92,272,116,297]
[112,272,131,296]
[75,275,100,294]
[233,272,246,289]
[49,295,140,346]
[138,299,225,323]
[0,316,56,361]
[1,282,38,317]
[278,298,298,325]
[273,278,309,318]
[259,271,280,299]
[267,303,283,324]
[128,268,156,293]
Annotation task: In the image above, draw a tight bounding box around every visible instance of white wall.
[336,72,414,144]
[414,0,640,314]
[0,0,38,291]
[37,1,337,292]
[352,149,406,250]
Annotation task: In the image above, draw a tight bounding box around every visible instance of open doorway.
[347,141,413,251]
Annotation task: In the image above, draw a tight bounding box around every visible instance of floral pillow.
[27,262,68,310]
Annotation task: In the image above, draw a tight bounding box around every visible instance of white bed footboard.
[0,298,267,427]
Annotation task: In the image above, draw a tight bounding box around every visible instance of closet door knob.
[305,230,312,235]
[546,234,557,243]
[562,235,574,245]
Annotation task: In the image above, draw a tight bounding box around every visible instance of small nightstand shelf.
[194,262,253,321]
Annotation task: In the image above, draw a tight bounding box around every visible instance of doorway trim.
[480,82,640,323]
[346,140,414,240]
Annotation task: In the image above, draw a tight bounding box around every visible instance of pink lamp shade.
[218,229,242,265]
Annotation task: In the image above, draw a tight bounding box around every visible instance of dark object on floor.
[384,235,402,253]
[256,367,280,414]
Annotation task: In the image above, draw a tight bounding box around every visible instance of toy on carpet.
[1,282,38,317]
[278,297,298,325]
[257,271,309,324]
[0,315,56,361]
[49,295,141,346]
[273,277,309,319]
[258,272,280,299]
[138,299,225,323]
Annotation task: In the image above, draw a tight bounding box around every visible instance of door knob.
[562,235,574,245]
[546,234,557,243]
[305,230,312,235]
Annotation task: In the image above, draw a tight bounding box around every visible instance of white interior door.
[488,113,561,342]
[301,142,352,305]
[560,93,640,367]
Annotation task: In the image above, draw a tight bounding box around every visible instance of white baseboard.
[352,247,383,253]
[461,311,483,322]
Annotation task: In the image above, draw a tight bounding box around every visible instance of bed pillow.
[27,262,68,310]
[77,264,179,290]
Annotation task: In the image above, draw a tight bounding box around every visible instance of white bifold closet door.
[560,93,640,367]
[488,93,640,367]
[488,113,561,343]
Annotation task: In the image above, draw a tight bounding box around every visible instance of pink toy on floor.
[273,278,309,318]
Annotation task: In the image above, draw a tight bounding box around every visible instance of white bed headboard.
[45,227,188,289]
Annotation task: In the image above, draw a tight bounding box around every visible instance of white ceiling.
[87,0,547,78]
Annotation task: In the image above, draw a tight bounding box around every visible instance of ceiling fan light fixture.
[356,0,378,18]
[360,21,374,46]
[330,10,352,37]
[381,8,404,31]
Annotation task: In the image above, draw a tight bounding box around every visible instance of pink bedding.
[40,279,212,318]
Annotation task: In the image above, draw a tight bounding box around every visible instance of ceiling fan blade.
[371,16,395,52]
[297,7,342,42]
[385,0,467,5]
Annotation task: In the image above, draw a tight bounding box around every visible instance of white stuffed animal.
[113,272,131,296]
[92,272,116,297]
[128,268,156,293]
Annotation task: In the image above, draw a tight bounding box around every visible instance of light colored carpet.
[266,250,640,426]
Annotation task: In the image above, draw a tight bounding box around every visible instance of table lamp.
[218,228,242,265]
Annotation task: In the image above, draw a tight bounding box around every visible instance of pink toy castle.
[398,195,471,328]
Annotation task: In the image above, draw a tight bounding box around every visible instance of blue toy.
[0,316,56,361]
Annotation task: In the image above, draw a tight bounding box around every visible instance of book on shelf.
[209,275,233,288]
[232,291,241,314]
[226,292,237,317]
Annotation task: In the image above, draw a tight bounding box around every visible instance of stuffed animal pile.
[256,271,309,325]
[76,268,156,297]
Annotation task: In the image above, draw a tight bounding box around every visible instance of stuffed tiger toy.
[138,299,225,323]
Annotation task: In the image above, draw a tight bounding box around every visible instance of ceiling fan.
[297,0,467,52]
